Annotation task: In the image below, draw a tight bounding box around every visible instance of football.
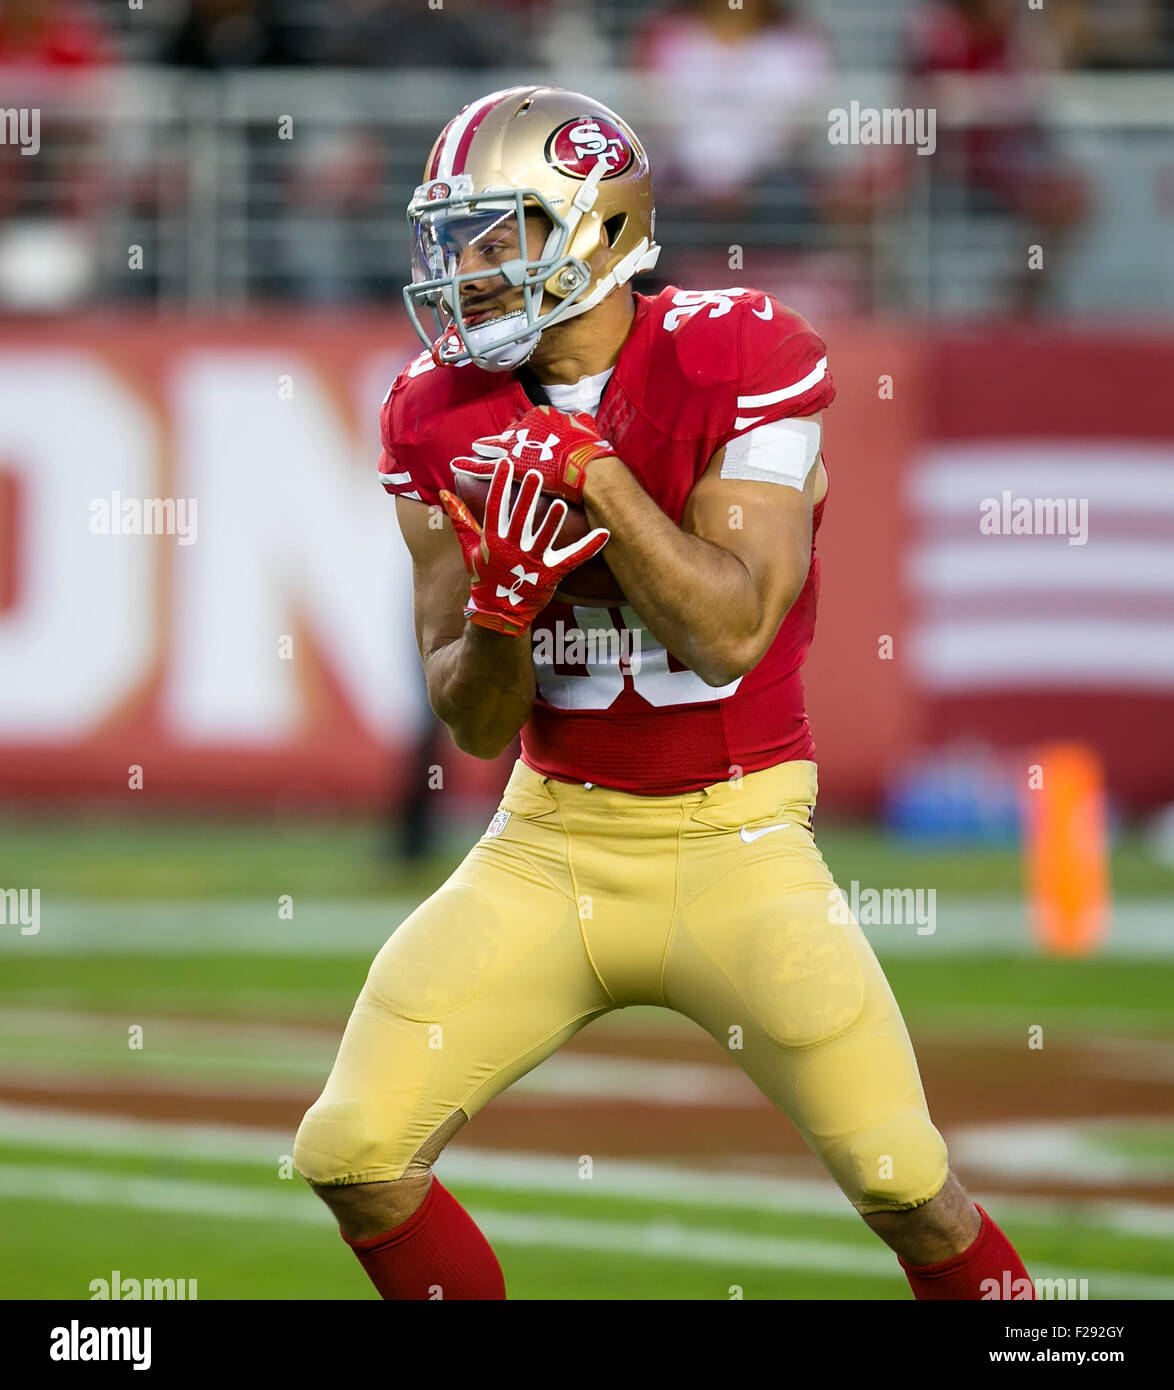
[452,472,624,606]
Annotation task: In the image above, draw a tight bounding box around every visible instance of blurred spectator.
[535,0,609,75]
[633,0,832,218]
[0,0,112,312]
[1047,0,1172,71]
[274,125,391,303]
[260,1,530,301]
[161,0,304,67]
[317,0,507,69]
[822,0,1091,313]
[907,0,1090,308]
[158,0,525,69]
[0,0,108,69]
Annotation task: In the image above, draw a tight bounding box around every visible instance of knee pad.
[293,1099,465,1187]
[293,1097,396,1186]
[825,1106,949,1214]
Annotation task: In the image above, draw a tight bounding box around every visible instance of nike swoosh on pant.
[739,823,791,843]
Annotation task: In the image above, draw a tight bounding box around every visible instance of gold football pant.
[294,758,948,1214]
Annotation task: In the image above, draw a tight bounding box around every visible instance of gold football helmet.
[404,86,660,371]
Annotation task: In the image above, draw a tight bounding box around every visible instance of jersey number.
[662,288,756,333]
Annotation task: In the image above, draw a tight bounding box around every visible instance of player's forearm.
[426,623,535,759]
[582,457,767,686]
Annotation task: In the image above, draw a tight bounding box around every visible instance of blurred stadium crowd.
[0,0,1171,317]
[5,0,1167,78]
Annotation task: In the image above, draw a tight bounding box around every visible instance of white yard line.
[951,1119,1174,1186]
[0,900,406,956]
[6,1007,1173,1104]
[0,1008,338,1045]
[1,1103,1173,1242]
[0,1161,1169,1299]
[0,1008,758,1104]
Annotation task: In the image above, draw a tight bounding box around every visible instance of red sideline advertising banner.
[0,314,1171,811]
[904,327,1174,812]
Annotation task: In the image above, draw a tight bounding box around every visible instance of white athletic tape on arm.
[720,418,822,491]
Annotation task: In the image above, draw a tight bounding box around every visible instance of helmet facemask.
[404,88,662,371]
[404,175,594,372]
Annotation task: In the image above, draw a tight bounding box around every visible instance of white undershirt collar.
[540,367,614,418]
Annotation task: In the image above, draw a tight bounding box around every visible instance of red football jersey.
[380,285,835,794]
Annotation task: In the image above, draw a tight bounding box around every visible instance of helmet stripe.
[425,117,459,180]
[438,87,530,179]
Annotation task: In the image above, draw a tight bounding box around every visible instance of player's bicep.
[683,413,821,625]
[395,495,468,668]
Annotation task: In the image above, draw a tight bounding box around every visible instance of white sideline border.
[2,897,1173,958]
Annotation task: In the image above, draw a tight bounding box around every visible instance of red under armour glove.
[454,404,615,506]
[438,459,610,636]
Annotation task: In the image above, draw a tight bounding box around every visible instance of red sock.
[343,1177,506,1300]
[900,1204,1035,1301]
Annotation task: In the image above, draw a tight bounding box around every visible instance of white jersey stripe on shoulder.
[378,469,412,486]
[734,415,765,431]
[737,356,828,410]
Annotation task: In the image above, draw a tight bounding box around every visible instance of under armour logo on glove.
[456,404,615,505]
[439,459,610,636]
[496,564,539,605]
[508,428,562,464]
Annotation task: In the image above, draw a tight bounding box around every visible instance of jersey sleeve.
[376,456,425,503]
[376,366,441,508]
[725,296,835,440]
[713,296,834,491]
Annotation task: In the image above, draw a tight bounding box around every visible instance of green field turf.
[3,949,1174,1038]
[2,814,1171,899]
[1,1127,1171,1300]
[1,817,1171,1300]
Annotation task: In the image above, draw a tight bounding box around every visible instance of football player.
[294,86,1034,1302]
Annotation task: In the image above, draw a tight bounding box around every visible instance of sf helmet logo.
[508,427,561,462]
[546,117,635,181]
[496,564,539,606]
[568,121,622,160]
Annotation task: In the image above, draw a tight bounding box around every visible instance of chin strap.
[538,151,662,329]
[546,238,662,328]
[437,311,542,372]
[539,155,610,265]
[432,324,462,367]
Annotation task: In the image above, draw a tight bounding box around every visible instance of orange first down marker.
[1024,742,1110,956]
